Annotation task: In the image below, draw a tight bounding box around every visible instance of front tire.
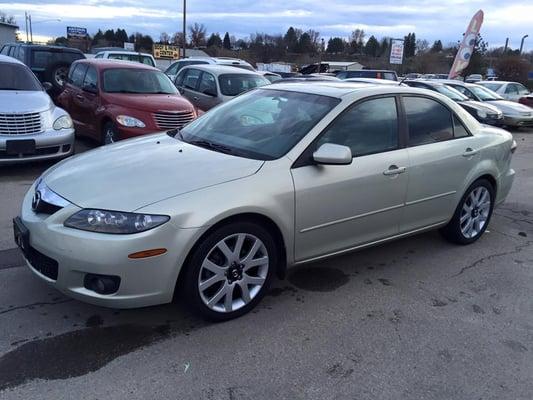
[182,222,277,321]
[102,121,119,145]
[441,179,495,245]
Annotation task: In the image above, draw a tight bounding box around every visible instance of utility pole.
[520,35,529,54]
[24,12,29,43]
[29,14,33,43]
[503,37,509,53]
[182,0,186,59]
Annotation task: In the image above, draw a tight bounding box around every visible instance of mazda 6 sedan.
[14,82,516,320]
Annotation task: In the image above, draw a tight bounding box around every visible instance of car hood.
[0,90,52,113]
[485,99,532,114]
[103,93,195,113]
[460,100,501,114]
[42,133,264,211]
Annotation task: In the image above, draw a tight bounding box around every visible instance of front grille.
[153,111,195,130]
[26,246,58,280]
[0,112,43,135]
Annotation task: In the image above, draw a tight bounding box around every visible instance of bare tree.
[172,32,186,47]
[188,23,207,48]
[416,39,429,54]
[159,32,170,44]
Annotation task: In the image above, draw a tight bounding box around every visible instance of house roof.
[0,21,19,30]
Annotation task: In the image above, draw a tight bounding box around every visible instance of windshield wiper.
[188,139,235,155]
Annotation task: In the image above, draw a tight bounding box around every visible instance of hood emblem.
[31,190,42,212]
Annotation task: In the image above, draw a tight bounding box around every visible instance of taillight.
[511,140,517,154]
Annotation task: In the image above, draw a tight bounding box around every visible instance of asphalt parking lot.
[1,129,532,400]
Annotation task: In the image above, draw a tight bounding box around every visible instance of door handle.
[193,96,199,101]
[383,165,407,176]
[75,94,84,101]
[462,148,478,157]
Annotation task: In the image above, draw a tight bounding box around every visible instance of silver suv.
[0,55,74,164]
[164,57,254,81]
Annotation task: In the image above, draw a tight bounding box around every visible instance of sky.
[2,0,531,51]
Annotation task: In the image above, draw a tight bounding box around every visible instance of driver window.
[198,72,217,95]
[317,97,399,157]
[505,85,518,95]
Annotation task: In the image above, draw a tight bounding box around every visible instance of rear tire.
[440,179,495,245]
[181,222,277,321]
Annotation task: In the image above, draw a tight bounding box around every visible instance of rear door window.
[83,66,98,90]
[182,69,202,90]
[198,72,217,95]
[404,96,454,146]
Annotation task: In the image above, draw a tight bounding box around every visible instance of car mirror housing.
[313,143,352,165]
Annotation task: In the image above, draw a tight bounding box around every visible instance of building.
[0,21,18,47]
[323,61,364,71]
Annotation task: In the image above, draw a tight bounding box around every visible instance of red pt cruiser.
[58,59,197,144]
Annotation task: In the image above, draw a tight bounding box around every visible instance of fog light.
[84,273,120,295]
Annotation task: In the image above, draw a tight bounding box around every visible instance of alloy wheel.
[54,66,68,87]
[198,233,269,313]
[460,186,491,239]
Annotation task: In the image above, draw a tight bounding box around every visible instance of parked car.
[465,74,483,83]
[518,94,533,108]
[164,57,254,81]
[273,75,340,84]
[174,64,270,111]
[0,43,85,97]
[257,71,282,83]
[404,80,503,125]
[0,55,74,164]
[94,50,156,67]
[15,82,515,320]
[476,81,530,102]
[438,80,533,127]
[336,69,398,81]
[57,59,197,144]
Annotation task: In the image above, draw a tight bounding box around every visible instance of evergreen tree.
[364,35,380,57]
[207,33,223,48]
[223,32,231,49]
[327,37,345,53]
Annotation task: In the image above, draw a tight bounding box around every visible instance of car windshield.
[179,88,340,160]
[434,84,469,101]
[470,85,504,101]
[218,74,270,96]
[0,62,42,91]
[103,68,177,94]
[108,53,155,66]
[479,82,503,92]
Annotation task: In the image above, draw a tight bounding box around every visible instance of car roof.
[75,58,159,71]
[0,54,24,65]
[4,43,82,53]
[260,81,433,99]
[478,80,514,85]
[180,64,260,75]
[344,78,401,85]
[96,50,153,57]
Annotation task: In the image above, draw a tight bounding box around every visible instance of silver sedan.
[15,82,516,320]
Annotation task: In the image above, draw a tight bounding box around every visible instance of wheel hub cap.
[460,186,491,239]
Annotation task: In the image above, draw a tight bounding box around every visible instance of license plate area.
[13,217,30,256]
[6,139,36,155]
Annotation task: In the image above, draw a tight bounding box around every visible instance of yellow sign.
[153,44,180,60]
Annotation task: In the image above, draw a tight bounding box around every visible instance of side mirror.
[42,82,53,92]
[202,88,217,97]
[83,83,97,94]
[313,143,352,165]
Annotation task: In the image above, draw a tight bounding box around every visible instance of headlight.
[64,209,169,234]
[53,115,73,130]
[116,115,146,128]
[476,110,487,119]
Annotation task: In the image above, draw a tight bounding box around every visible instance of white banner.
[390,39,404,65]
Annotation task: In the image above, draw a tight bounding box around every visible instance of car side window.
[453,114,469,138]
[83,66,98,90]
[198,72,217,95]
[183,69,201,91]
[517,84,529,95]
[0,45,9,55]
[166,62,180,75]
[452,85,474,99]
[70,64,88,87]
[17,47,25,62]
[505,84,518,95]
[404,96,454,146]
[317,97,399,157]
[94,53,103,58]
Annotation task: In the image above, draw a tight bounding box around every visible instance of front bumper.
[18,186,200,308]
[503,114,533,127]
[0,128,74,164]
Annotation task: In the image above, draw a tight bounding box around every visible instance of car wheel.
[102,122,119,145]
[48,63,69,90]
[440,179,495,245]
[182,222,277,321]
